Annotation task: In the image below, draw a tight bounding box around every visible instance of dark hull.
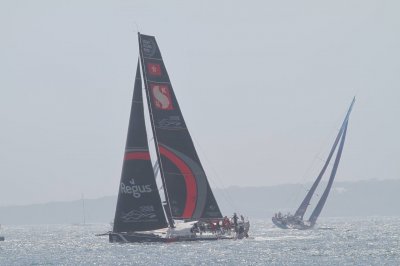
[271,217,289,229]
[272,217,313,230]
[0,236,4,241]
[109,232,233,243]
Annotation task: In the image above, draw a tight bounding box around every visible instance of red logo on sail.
[150,84,173,110]
[147,63,161,76]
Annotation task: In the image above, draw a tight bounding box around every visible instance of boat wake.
[254,235,317,241]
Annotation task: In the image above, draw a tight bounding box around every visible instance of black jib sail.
[308,120,348,225]
[138,33,222,220]
[113,62,168,232]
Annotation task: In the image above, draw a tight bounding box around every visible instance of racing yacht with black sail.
[272,98,355,230]
[108,33,249,243]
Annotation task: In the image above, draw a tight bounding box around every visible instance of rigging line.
[133,21,140,33]
[188,132,239,212]
[283,103,350,211]
[168,88,238,212]
[283,157,320,210]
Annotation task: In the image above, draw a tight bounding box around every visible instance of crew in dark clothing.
[238,225,244,234]
[199,223,206,235]
[233,213,238,232]
[190,222,199,233]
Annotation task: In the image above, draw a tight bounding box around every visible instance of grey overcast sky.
[0,0,399,206]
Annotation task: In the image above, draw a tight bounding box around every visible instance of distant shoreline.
[1,179,399,225]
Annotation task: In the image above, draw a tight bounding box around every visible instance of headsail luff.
[308,120,348,225]
[113,61,168,233]
[138,33,222,220]
[294,97,355,219]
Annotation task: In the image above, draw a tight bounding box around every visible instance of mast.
[81,194,86,225]
[294,97,355,218]
[308,120,348,225]
[138,33,175,227]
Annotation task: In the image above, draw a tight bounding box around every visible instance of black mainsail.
[138,33,222,220]
[113,62,168,233]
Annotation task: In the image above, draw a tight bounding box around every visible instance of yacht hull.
[271,217,289,229]
[272,217,313,230]
[109,232,233,243]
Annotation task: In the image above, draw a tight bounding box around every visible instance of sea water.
[0,217,399,265]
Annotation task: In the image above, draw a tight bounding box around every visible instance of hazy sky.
[1,0,399,206]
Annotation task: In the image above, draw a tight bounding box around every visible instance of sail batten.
[138,33,222,220]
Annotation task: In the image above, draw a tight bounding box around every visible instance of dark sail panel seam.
[146,80,171,85]
[125,147,148,152]
[154,127,188,131]
[142,56,163,61]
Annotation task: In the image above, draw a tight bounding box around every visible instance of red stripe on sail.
[124,152,150,161]
[159,146,197,218]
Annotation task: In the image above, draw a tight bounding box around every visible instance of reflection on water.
[0,217,399,265]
